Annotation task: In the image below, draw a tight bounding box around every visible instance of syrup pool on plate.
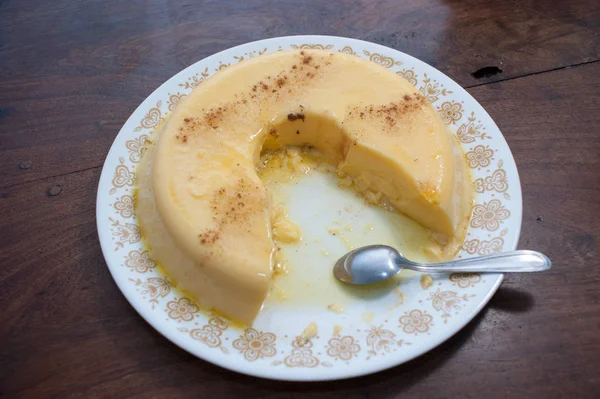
[257,148,438,317]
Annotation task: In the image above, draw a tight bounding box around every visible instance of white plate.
[97,36,521,381]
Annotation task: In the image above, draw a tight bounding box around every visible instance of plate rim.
[96,34,522,381]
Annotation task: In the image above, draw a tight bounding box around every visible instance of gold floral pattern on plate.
[125,134,147,163]
[365,326,410,359]
[438,101,463,125]
[232,328,277,361]
[338,46,356,56]
[474,167,509,198]
[110,217,141,250]
[326,336,361,362]
[362,50,403,68]
[399,309,433,335]
[427,289,475,323]
[124,250,156,273]
[449,273,482,288]
[130,276,172,308]
[419,73,452,103]
[271,337,332,368]
[166,297,199,322]
[190,317,229,354]
[134,101,163,132]
[463,236,505,256]
[215,62,230,72]
[167,92,187,112]
[471,199,510,231]
[113,194,135,218]
[179,67,210,90]
[456,112,488,143]
[396,69,418,87]
[233,48,268,62]
[110,158,135,195]
[478,236,505,255]
[291,44,334,50]
[466,145,494,169]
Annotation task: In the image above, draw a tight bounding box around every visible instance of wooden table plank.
[1,60,599,397]
[1,0,599,188]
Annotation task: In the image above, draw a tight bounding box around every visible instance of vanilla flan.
[136,49,472,324]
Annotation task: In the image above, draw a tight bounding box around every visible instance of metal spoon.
[334,245,551,285]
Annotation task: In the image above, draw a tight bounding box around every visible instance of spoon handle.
[404,250,551,273]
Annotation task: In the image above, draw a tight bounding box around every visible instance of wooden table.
[1,1,599,397]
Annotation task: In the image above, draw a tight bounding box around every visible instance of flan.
[136,49,472,324]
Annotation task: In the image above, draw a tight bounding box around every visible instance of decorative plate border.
[97,36,521,381]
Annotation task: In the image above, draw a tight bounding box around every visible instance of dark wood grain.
[1,0,600,398]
